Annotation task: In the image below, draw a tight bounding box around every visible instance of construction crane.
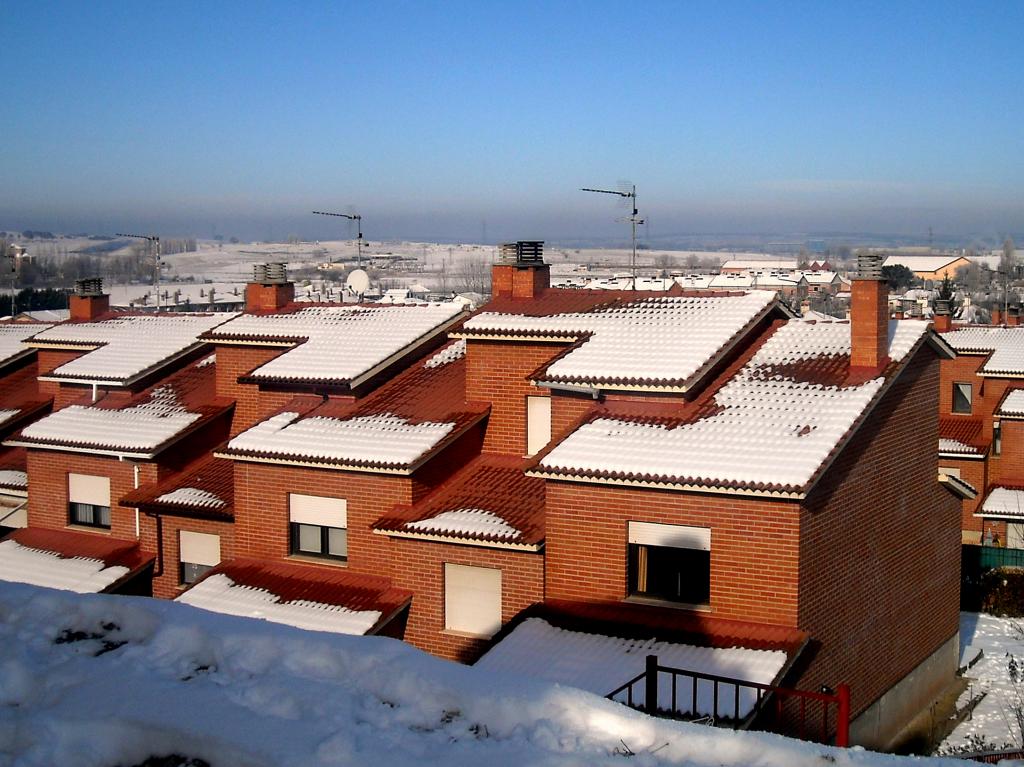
[580,184,644,281]
[313,210,363,267]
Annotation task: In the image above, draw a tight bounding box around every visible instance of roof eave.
[371,528,543,552]
[4,439,156,460]
[525,469,804,500]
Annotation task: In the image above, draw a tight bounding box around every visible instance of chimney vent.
[492,241,549,299]
[75,277,104,297]
[857,252,884,280]
[499,241,544,265]
[246,262,294,311]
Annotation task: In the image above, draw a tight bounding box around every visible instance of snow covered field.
[941,612,1024,753]
[0,581,972,767]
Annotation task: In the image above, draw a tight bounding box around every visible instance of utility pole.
[117,233,161,310]
[313,210,362,268]
[581,184,644,282]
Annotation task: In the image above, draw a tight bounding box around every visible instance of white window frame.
[444,563,502,638]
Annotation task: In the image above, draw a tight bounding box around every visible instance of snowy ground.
[940,612,1024,753]
[0,581,971,767]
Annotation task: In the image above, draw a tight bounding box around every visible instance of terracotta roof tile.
[191,557,411,630]
[7,527,154,576]
[939,417,987,455]
[121,454,234,519]
[374,455,545,546]
[493,600,809,657]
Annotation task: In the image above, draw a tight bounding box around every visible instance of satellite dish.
[346,268,370,295]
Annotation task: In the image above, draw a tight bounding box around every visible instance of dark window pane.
[98,506,111,527]
[181,562,212,585]
[629,543,710,605]
[953,383,972,414]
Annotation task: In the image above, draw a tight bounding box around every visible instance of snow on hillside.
[0,581,966,767]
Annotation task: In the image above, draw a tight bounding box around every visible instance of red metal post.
[835,684,851,748]
[645,655,659,714]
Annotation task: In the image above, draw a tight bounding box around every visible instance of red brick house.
[935,319,1024,545]
[0,253,963,749]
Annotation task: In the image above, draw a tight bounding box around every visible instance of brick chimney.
[69,277,110,321]
[850,253,889,371]
[491,241,550,300]
[1009,306,1021,327]
[933,299,953,333]
[992,307,1003,325]
[245,263,294,312]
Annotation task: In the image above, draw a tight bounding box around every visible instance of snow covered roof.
[202,303,465,386]
[121,455,233,518]
[941,326,1024,376]
[374,456,545,547]
[177,560,410,636]
[998,389,1024,418]
[223,412,457,471]
[28,313,234,384]
[0,322,52,368]
[535,319,932,495]
[978,486,1024,518]
[222,339,486,472]
[939,438,983,456]
[12,356,227,458]
[721,259,797,271]
[938,417,986,457]
[0,469,27,490]
[476,618,787,718]
[463,292,779,390]
[0,528,152,593]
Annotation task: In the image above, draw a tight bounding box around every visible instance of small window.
[179,531,221,585]
[444,563,502,637]
[628,521,711,606]
[939,466,961,479]
[68,473,111,529]
[953,383,973,414]
[526,396,552,456]
[289,494,347,561]
[994,422,1002,456]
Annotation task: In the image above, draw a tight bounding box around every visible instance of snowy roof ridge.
[998,389,1024,417]
[0,540,129,593]
[0,323,52,368]
[155,487,225,509]
[424,339,466,369]
[177,573,382,635]
[204,303,465,385]
[939,438,983,456]
[979,486,1024,518]
[404,508,521,541]
[941,326,1024,375]
[30,313,235,383]
[223,411,459,470]
[464,291,778,388]
[537,319,931,494]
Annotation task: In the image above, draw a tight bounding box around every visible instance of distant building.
[881,254,971,281]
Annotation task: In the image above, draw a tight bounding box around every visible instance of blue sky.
[2,1,1022,242]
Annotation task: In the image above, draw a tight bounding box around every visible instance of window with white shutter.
[289,494,348,560]
[68,474,111,529]
[526,396,552,456]
[444,563,502,637]
[179,531,221,585]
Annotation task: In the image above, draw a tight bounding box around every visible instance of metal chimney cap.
[74,277,104,297]
[856,253,884,280]
[251,262,289,284]
[498,241,545,265]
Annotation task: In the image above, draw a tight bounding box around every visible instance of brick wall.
[466,339,567,454]
[936,456,987,535]
[212,345,293,434]
[231,461,411,574]
[544,481,802,626]
[36,350,87,403]
[389,537,544,662]
[137,513,235,599]
[992,420,1024,485]
[26,450,159,541]
[797,346,960,719]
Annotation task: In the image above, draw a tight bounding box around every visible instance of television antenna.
[580,183,644,281]
[313,210,362,267]
[116,233,162,310]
